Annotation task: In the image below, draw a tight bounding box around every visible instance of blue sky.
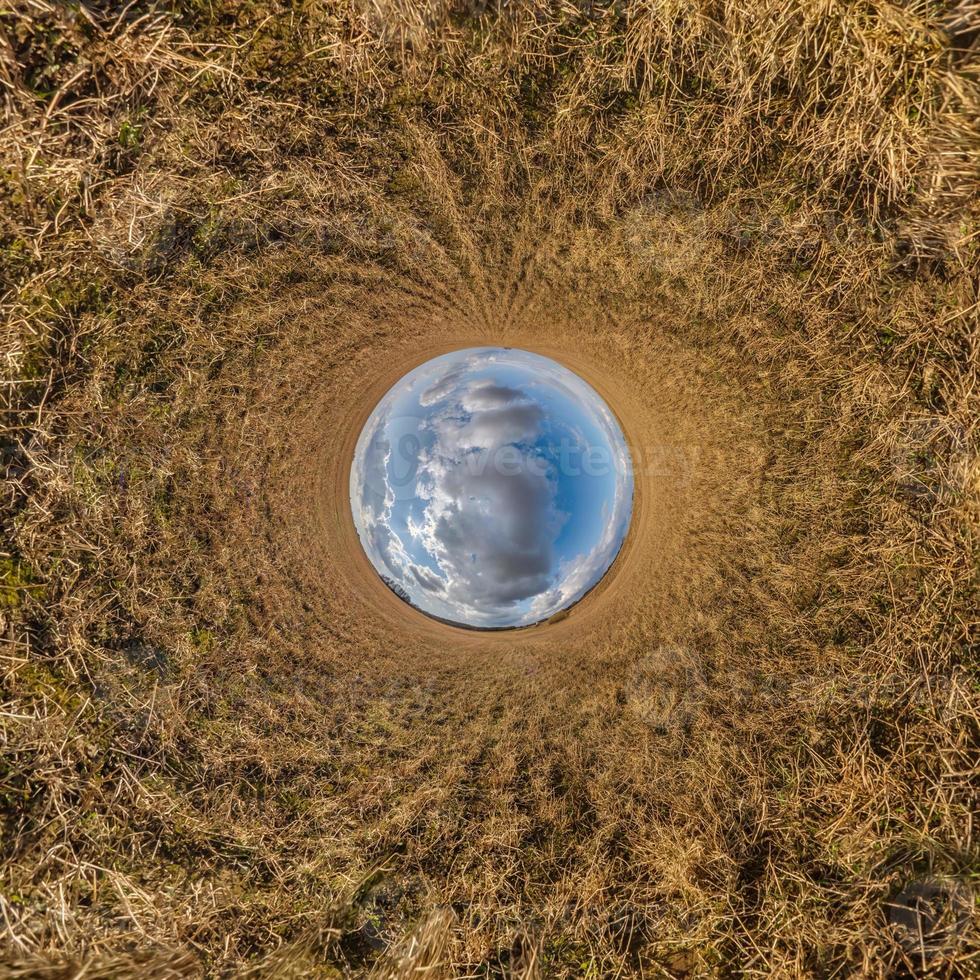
[350,348,633,627]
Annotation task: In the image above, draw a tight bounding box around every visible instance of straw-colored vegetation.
[2,1,978,976]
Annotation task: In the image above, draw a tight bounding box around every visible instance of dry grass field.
[2,1,979,976]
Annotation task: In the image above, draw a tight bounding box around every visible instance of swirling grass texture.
[2,1,978,977]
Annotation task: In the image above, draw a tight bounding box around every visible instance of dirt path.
[226,271,765,672]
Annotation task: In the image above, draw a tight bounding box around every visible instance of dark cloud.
[453,402,544,451]
[422,400,562,610]
[368,522,402,577]
[419,368,465,407]
[460,381,526,410]
[410,563,444,592]
[360,425,390,521]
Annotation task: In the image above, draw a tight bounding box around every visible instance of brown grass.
[2,1,978,977]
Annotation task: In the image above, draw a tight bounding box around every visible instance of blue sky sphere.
[350,348,634,628]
